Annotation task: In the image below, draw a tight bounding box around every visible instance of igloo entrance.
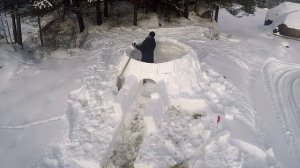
[131,40,187,63]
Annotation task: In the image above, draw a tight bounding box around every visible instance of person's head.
[149,31,155,38]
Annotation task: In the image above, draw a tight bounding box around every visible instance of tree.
[104,0,108,17]
[0,13,9,43]
[0,0,20,44]
[73,0,85,32]
[194,0,256,22]
[25,0,62,46]
[133,0,139,26]
[184,0,189,18]
[11,11,17,44]
[96,0,102,25]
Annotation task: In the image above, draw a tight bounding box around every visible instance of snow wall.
[119,37,202,85]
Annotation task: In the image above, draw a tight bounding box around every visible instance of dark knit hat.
[149,31,155,38]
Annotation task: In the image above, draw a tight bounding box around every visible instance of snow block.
[157,61,174,74]
[114,75,140,114]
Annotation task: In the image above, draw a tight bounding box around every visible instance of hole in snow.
[141,79,156,98]
[131,41,187,63]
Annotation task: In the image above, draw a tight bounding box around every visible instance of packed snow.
[1,5,300,168]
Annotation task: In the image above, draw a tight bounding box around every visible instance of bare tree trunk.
[194,0,199,13]
[145,0,148,14]
[16,11,23,48]
[64,0,71,7]
[214,5,219,22]
[63,0,71,20]
[38,16,44,46]
[104,0,108,17]
[184,0,189,19]
[4,12,12,43]
[0,13,9,43]
[96,0,102,25]
[76,11,85,32]
[152,0,158,12]
[11,13,17,44]
[164,3,171,22]
[133,0,138,26]
[73,0,85,32]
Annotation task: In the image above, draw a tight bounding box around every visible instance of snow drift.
[265,2,300,39]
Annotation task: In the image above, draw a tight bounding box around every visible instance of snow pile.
[265,2,300,38]
[0,45,90,168]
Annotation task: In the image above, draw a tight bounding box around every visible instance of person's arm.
[135,39,147,51]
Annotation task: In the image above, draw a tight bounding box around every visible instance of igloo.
[118,38,201,87]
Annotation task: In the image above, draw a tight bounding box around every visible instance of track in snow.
[0,115,65,130]
[262,58,300,164]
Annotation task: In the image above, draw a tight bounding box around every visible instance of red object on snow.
[217,116,221,127]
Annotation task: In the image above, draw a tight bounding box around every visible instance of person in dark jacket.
[133,31,156,63]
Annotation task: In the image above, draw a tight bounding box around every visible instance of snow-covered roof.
[265,2,300,29]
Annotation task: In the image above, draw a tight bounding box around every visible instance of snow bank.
[265,2,300,29]
[0,46,22,90]
[265,2,300,38]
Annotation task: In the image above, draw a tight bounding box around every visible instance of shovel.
[116,51,133,90]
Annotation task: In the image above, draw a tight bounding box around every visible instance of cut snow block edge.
[114,75,140,115]
[135,163,155,168]
[230,139,269,161]
[143,80,169,135]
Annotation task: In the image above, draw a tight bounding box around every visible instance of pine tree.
[28,0,61,46]
[194,0,256,22]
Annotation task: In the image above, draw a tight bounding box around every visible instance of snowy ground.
[1,7,300,168]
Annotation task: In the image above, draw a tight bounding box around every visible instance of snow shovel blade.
[116,75,124,91]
